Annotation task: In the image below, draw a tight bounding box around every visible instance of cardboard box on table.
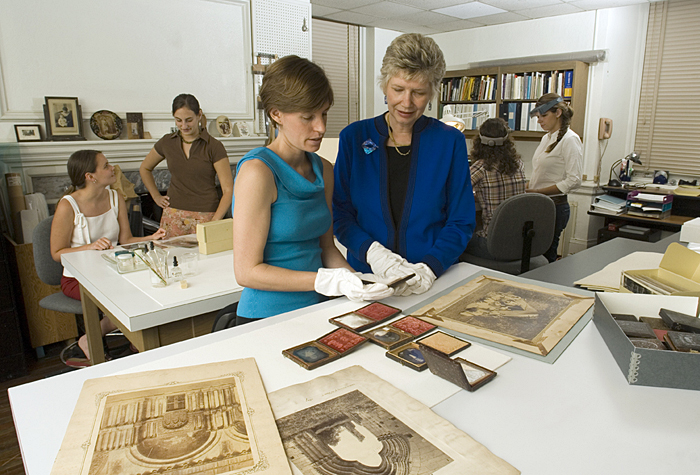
[680,217,700,244]
[196,218,233,255]
[593,292,700,391]
[620,243,700,296]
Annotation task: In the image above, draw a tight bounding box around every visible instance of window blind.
[634,0,700,176]
[312,18,360,137]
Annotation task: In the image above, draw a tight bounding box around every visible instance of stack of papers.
[574,251,664,292]
[591,194,627,215]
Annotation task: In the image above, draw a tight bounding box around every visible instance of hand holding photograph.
[49,358,291,475]
[412,274,594,358]
[268,365,519,475]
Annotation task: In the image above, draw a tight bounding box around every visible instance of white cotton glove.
[314,268,394,302]
[366,242,415,282]
[402,262,436,296]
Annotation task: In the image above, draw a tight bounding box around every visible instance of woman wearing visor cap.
[463,118,526,260]
[526,93,582,262]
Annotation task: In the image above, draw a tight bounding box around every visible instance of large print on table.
[269,366,519,475]
[413,275,594,357]
[50,359,291,475]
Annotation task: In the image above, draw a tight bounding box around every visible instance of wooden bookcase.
[439,60,589,141]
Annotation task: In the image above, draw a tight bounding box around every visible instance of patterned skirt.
[160,207,215,238]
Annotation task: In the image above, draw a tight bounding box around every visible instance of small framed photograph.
[354,302,402,321]
[363,325,413,350]
[126,112,144,139]
[14,124,43,142]
[43,96,85,141]
[330,312,376,332]
[455,358,497,391]
[282,328,367,370]
[386,342,427,372]
[416,331,471,357]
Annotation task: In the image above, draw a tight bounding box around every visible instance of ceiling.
[311,0,661,34]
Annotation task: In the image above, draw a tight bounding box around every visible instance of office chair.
[461,193,556,275]
[32,216,84,316]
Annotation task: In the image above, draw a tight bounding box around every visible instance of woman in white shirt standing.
[526,93,582,262]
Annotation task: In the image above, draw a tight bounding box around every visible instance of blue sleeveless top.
[234,147,330,319]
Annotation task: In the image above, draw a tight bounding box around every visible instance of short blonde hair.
[379,33,446,98]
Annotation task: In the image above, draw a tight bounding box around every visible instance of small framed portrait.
[14,124,43,142]
[90,110,122,140]
[330,312,376,332]
[43,96,85,141]
[126,112,144,139]
[416,331,471,357]
[363,325,413,350]
[386,342,428,372]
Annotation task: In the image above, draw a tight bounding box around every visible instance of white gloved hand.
[402,262,436,295]
[366,241,415,282]
[315,268,394,302]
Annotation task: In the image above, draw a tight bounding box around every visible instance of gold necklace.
[385,114,411,157]
[180,133,198,144]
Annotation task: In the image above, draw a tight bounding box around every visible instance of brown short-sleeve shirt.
[154,128,228,212]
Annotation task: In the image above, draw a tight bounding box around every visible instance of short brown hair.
[259,55,334,129]
[379,33,446,99]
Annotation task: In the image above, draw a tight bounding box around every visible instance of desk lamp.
[440,105,488,132]
[608,152,642,187]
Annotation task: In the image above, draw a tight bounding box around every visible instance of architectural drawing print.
[415,275,593,356]
[50,359,291,475]
[276,389,452,475]
[86,376,255,474]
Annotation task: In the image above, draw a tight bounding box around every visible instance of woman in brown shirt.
[139,94,234,237]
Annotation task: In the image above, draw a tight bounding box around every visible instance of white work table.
[10,262,700,474]
[61,245,242,363]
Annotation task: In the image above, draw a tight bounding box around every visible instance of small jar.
[116,252,134,273]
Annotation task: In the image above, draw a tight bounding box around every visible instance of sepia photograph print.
[413,274,594,357]
[268,366,519,475]
[44,96,85,140]
[127,112,144,139]
[50,358,291,475]
[14,124,43,142]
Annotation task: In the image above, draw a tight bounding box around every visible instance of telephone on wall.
[598,118,613,139]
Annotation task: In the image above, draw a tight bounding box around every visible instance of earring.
[428,102,432,111]
[93,179,97,184]
[384,95,387,104]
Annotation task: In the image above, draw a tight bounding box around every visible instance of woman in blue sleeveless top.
[231,56,392,325]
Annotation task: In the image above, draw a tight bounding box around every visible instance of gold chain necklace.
[385,114,411,157]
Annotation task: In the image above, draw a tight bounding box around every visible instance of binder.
[507,102,517,130]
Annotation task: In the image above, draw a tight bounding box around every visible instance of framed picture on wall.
[13,124,43,142]
[126,112,144,139]
[43,96,85,141]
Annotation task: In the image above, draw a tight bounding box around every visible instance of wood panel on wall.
[6,235,77,348]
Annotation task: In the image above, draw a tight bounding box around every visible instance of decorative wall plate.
[90,110,122,140]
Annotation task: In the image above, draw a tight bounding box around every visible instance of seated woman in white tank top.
[51,150,165,364]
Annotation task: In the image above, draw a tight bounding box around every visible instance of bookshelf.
[439,60,589,141]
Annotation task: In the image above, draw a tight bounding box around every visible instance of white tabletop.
[61,246,242,332]
[10,263,700,474]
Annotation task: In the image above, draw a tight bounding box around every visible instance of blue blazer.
[333,114,475,277]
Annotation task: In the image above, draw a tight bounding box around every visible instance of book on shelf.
[563,70,573,98]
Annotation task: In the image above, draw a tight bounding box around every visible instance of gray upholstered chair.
[461,193,556,275]
[32,216,84,315]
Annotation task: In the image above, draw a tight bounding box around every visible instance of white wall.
[0,0,254,142]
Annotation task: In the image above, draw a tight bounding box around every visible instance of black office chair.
[461,193,556,275]
[32,216,84,316]
[212,302,239,332]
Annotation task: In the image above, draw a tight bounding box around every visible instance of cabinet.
[439,60,589,141]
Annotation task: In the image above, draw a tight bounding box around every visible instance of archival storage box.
[196,218,233,255]
[680,217,700,244]
[620,242,700,296]
[593,292,700,391]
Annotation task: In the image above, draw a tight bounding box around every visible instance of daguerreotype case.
[363,316,436,350]
[330,302,402,332]
[283,328,368,370]
[385,342,428,371]
[417,331,471,356]
[419,344,496,392]
[664,331,700,352]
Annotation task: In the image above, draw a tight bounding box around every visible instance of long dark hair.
[172,94,201,115]
[536,93,574,152]
[66,149,101,194]
[470,118,520,175]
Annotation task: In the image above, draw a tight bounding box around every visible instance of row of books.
[446,103,497,130]
[498,102,545,132]
[440,75,497,102]
[501,70,573,100]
